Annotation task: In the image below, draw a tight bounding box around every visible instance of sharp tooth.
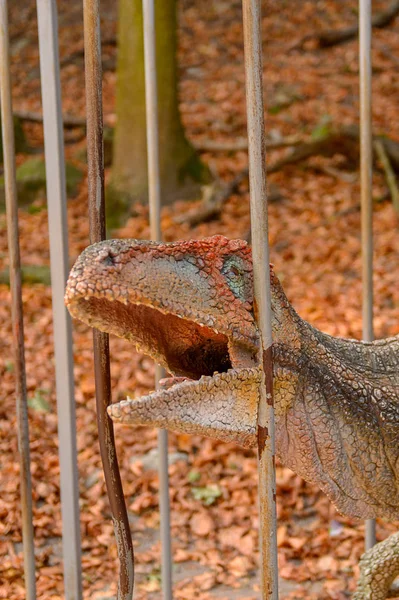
[108,404,121,418]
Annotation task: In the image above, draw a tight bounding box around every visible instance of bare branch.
[195,134,302,153]
[374,139,399,214]
[13,109,86,128]
[291,0,399,51]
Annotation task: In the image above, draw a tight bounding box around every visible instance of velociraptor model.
[65,235,399,599]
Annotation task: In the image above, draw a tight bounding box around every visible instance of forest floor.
[1,0,399,598]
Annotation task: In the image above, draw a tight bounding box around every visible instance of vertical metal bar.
[143,0,161,243]
[242,1,278,598]
[36,2,82,597]
[359,0,376,551]
[83,2,134,598]
[142,2,173,598]
[0,3,36,598]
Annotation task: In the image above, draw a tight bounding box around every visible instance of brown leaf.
[190,512,214,537]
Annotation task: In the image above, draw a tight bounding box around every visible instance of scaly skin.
[65,235,399,599]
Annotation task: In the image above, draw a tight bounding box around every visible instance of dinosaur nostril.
[102,254,114,267]
[95,247,115,266]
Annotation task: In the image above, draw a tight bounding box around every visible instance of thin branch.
[13,109,86,128]
[265,125,399,175]
[174,169,249,226]
[373,39,399,68]
[291,0,399,51]
[374,139,399,214]
[312,164,358,183]
[195,134,302,153]
[59,36,117,69]
[175,171,282,227]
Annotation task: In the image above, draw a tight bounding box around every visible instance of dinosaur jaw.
[107,367,261,448]
[66,282,260,445]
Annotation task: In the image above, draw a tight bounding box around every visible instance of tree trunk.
[111,0,210,212]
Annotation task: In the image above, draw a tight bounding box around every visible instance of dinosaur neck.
[269,285,399,520]
[270,271,303,359]
[269,268,399,386]
[306,324,399,380]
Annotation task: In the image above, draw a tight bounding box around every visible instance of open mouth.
[67,294,259,447]
[69,295,232,380]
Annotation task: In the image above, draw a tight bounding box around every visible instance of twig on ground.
[174,170,249,226]
[175,170,282,227]
[312,164,358,183]
[266,126,359,173]
[374,139,399,214]
[13,109,86,128]
[195,134,302,153]
[59,36,117,69]
[373,39,399,68]
[193,127,399,183]
[265,125,399,175]
[290,0,399,51]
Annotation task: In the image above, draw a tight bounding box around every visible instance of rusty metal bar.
[142,0,173,597]
[36,2,82,596]
[83,1,134,598]
[0,2,36,598]
[359,0,376,551]
[242,1,278,598]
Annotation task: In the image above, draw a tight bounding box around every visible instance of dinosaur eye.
[222,255,252,303]
[229,265,241,277]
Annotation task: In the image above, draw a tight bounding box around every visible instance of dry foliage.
[0,1,398,599]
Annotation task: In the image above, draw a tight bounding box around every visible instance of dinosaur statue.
[65,235,399,599]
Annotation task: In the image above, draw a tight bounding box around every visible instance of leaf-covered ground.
[1,1,398,598]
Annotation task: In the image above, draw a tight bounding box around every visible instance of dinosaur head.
[65,236,267,445]
[66,236,260,378]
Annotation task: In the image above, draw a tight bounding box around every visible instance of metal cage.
[0,0,378,598]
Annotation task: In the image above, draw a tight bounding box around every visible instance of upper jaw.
[65,238,259,378]
[65,238,259,346]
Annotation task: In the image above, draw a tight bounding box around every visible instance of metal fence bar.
[0,2,36,598]
[142,1,173,597]
[36,2,83,596]
[83,1,135,598]
[359,0,376,551]
[242,1,278,598]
